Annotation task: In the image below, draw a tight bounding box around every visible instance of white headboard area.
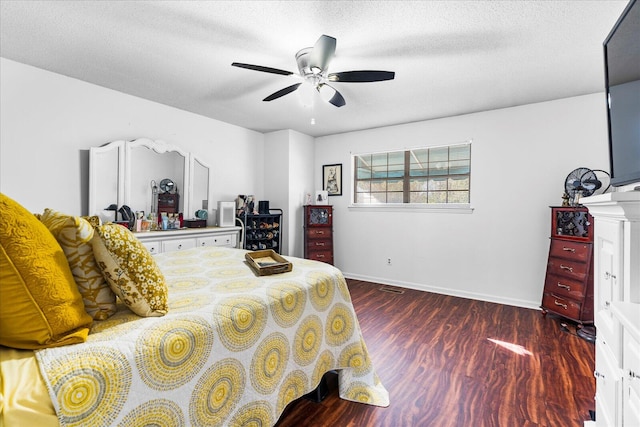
[88,138,210,221]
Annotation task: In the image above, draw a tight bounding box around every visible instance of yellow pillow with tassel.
[0,193,92,349]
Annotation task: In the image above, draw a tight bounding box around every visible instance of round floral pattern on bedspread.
[215,295,268,352]
[306,270,336,311]
[48,347,131,427]
[118,399,184,427]
[166,276,211,291]
[339,340,372,376]
[211,278,263,294]
[325,303,355,346]
[250,332,290,395]
[136,316,214,390]
[189,358,246,426]
[276,370,309,415]
[293,315,323,366]
[229,400,274,427]
[267,281,307,327]
[312,350,336,387]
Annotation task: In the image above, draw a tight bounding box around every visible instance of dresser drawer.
[162,239,196,252]
[542,293,583,321]
[549,239,591,262]
[306,250,333,264]
[306,238,332,251]
[543,273,587,300]
[306,228,331,239]
[141,240,161,255]
[547,257,589,282]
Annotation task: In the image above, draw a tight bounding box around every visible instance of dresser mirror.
[88,138,210,222]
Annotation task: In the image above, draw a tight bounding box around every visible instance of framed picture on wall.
[323,163,342,196]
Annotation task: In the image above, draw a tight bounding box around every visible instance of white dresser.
[582,192,640,427]
[135,226,241,255]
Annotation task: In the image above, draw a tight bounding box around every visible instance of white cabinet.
[135,226,241,254]
[582,192,640,427]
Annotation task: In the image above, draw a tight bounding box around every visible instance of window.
[353,141,471,205]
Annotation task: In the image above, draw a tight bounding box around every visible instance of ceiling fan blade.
[319,84,345,107]
[309,35,336,72]
[263,83,302,102]
[328,70,395,82]
[231,62,293,76]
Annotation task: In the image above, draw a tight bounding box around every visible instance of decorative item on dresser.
[541,206,595,341]
[581,192,640,427]
[303,205,333,265]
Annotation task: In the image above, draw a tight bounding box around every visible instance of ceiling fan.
[232,35,395,107]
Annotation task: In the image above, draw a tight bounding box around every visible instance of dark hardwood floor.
[276,279,596,427]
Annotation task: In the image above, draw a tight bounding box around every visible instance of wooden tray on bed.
[245,250,293,276]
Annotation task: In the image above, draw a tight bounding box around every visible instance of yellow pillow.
[92,223,168,317]
[0,193,92,349]
[39,209,117,320]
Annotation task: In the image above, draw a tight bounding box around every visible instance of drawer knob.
[178,244,182,249]
[316,242,325,247]
[201,242,206,246]
[554,299,567,310]
[560,264,573,273]
[562,247,576,253]
[556,282,571,291]
[317,254,325,258]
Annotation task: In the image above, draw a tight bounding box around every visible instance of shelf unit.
[237,209,283,254]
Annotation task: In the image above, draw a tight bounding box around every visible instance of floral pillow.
[92,223,168,317]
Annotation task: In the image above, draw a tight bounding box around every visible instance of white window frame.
[348,140,474,214]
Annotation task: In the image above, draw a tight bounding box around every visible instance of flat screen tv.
[603,0,640,188]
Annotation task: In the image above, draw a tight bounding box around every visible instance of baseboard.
[342,272,541,310]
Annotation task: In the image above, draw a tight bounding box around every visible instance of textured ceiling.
[0,1,629,137]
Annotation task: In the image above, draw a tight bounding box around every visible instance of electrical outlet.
[387,258,392,265]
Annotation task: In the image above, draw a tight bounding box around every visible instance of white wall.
[315,94,610,308]
[264,129,315,257]
[0,58,265,215]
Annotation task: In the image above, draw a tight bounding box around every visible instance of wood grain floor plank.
[275,279,595,426]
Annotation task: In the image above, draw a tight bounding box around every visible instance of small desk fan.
[564,167,610,203]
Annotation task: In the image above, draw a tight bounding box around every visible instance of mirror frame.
[89,138,210,220]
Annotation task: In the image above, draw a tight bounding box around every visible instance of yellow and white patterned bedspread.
[35,246,389,426]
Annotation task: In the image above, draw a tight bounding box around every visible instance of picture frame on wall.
[322,163,342,196]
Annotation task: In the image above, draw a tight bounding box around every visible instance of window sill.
[347,204,474,214]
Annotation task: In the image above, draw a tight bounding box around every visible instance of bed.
[0,194,389,427]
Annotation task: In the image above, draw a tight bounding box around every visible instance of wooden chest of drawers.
[303,205,333,265]
[541,207,594,326]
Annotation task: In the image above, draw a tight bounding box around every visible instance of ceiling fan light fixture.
[317,84,334,102]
